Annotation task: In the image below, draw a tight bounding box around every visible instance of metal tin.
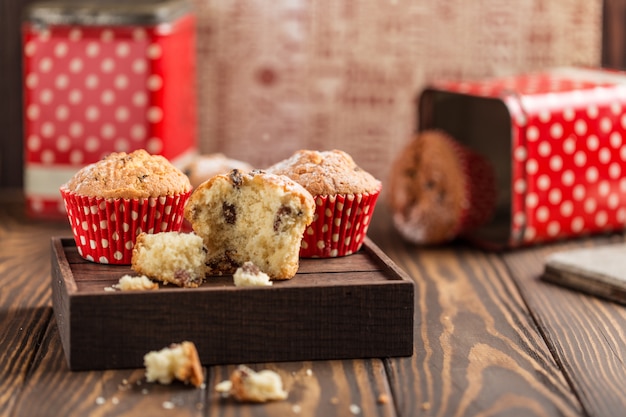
[25,0,192,27]
[22,0,197,219]
[419,67,626,248]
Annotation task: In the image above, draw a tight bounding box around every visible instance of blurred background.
[1,0,624,190]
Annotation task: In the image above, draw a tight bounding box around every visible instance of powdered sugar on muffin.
[267,149,381,258]
[64,149,191,198]
[60,149,192,264]
[267,149,380,196]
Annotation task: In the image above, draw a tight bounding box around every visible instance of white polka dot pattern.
[22,15,197,220]
[440,70,626,245]
[61,188,191,264]
[22,26,162,167]
[300,188,381,258]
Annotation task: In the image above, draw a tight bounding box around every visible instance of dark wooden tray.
[51,236,415,371]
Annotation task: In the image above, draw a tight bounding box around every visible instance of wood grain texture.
[9,191,626,416]
[206,361,397,417]
[368,205,583,417]
[13,319,207,417]
[2,191,401,417]
[0,190,71,415]
[502,236,626,417]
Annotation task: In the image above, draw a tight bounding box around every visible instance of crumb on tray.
[233,262,273,287]
[105,274,159,291]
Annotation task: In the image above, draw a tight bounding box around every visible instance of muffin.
[184,169,315,279]
[388,130,496,245]
[267,149,381,258]
[60,149,192,264]
[131,232,207,288]
[183,153,253,189]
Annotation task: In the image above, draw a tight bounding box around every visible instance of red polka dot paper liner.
[60,188,191,264]
[449,138,498,238]
[450,141,496,235]
[300,185,381,258]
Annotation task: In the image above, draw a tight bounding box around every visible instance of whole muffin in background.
[388,130,496,245]
[60,149,192,264]
[267,149,382,258]
[183,153,253,189]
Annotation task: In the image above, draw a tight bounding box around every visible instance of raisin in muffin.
[184,169,315,279]
[388,130,496,245]
[267,150,381,258]
[60,149,192,264]
[183,153,253,189]
[131,232,207,288]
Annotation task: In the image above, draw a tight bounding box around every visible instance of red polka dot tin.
[22,0,197,219]
[419,67,626,248]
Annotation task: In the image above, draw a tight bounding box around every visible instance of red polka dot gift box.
[22,0,197,219]
[418,67,626,248]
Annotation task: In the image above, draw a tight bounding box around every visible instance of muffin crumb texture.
[143,341,204,388]
[113,275,159,291]
[184,169,315,279]
[215,365,288,403]
[233,262,273,287]
[132,232,207,288]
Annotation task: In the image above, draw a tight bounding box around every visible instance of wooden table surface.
[2,188,626,417]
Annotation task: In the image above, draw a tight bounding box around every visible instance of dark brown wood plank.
[0,191,71,416]
[206,360,397,417]
[0,307,51,416]
[368,205,583,416]
[72,270,397,292]
[49,234,413,370]
[2,193,399,417]
[13,316,206,417]
[59,236,383,275]
[53,275,413,370]
[502,235,626,417]
[18,319,397,417]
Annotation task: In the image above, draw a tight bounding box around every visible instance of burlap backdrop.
[192,0,602,187]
